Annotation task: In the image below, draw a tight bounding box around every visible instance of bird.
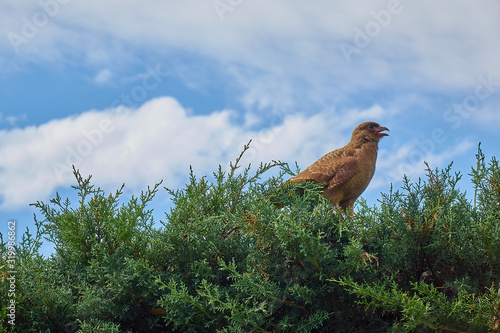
[285,121,389,214]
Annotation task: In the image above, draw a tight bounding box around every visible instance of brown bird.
[286,121,389,213]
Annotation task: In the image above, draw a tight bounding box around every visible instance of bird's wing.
[325,156,358,189]
[291,154,358,189]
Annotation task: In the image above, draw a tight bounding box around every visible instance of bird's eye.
[368,124,376,129]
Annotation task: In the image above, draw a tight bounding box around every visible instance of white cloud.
[93,68,113,85]
[0,113,27,127]
[0,97,228,208]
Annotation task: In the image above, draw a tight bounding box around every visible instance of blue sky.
[1,1,499,255]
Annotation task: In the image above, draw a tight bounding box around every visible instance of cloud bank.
[0,97,402,209]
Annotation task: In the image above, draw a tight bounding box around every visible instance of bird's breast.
[344,146,378,197]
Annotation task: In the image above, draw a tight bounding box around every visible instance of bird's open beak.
[375,126,389,137]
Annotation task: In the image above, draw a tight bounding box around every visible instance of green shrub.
[1,143,499,332]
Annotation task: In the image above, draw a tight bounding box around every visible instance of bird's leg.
[339,199,355,217]
[345,206,355,217]
[327,206,348,220]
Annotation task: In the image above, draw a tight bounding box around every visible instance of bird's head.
[352,122,389,143]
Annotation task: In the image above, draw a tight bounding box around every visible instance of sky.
[1,1,499,255]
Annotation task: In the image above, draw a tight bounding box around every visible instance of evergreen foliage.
[1,143,499,332]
